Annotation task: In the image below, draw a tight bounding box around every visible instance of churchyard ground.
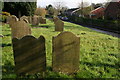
[1,19,119,79]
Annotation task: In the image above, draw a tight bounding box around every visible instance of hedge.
[66,15,120,33]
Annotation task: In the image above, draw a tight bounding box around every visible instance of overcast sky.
[37,0,107,8]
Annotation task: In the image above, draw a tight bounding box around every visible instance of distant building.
[64,8,79,16]
[65,7,99,18]
[104,0,120,20]
[90,7,105,19]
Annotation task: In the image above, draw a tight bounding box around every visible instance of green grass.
[1,19,120,79]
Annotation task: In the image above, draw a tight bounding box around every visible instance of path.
[85,26,120,38]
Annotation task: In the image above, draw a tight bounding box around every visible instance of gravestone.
[53,16,59,23]
[52,31,80,74]
[22,19,29,24]
[8,15,18,27]
[6,16,11,24]
[53,16,64,31]
[39,16,46,24]
[28,16,32,24]
[54,19,64,31]
[12,35,46,75]
[32,15,40,25]
[7,15,18,24]
[11,20,31,39]
[20,16,29,23]
[42,18,46,24]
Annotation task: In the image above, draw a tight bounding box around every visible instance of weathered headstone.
[52,31,80,74]
[53,16,64,31]
[28,16,32,24]
[11,20,31,39]
[12,35,46,75]
[32,15,40,25]
[8,15,18,27]
[39,16,46,24]
[53,16,59,23]
[54,19,64,31]
[6,16,11,24]
[20,16,29,23]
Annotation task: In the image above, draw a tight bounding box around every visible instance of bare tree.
[53,1,66,15]
[53,2,65,10]
[77,1,90,17]
[78,2,90,8]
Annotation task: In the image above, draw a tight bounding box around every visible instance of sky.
[37,0,107,8]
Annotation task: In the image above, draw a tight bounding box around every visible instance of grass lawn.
[1,19,120,79]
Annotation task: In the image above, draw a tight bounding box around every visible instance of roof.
[66,8,79,12]
[72,8,81,13]
[104,0,120,12]
[90,7,105,14]
[105,0,120,8]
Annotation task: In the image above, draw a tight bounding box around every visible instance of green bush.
[3,2,37,17]
[2,11,10,16]
[0,14,7,22]
[0,11,10,22]
[66,15,120,33]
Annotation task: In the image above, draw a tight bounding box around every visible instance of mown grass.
[1,19,120,79]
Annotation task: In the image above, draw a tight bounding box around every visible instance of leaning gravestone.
[20,16,29,23]
[12,35,46,75]
[11,20,31,39]
[52,31,80,74]
[39,16,46,24]
[8,15,18,27]
[32,15,40,25]
[54,19,64,31]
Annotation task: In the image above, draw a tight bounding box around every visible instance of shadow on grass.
[2,60,15,77]
[1,43,12,47]
[108,53,118,58]
[31,25,51,28]
[2,30,11,31]
[81,61,118,69]
[2,65,15,74]
[4,34,11,36]
[65,25,97,32]
[46,66,52,71]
